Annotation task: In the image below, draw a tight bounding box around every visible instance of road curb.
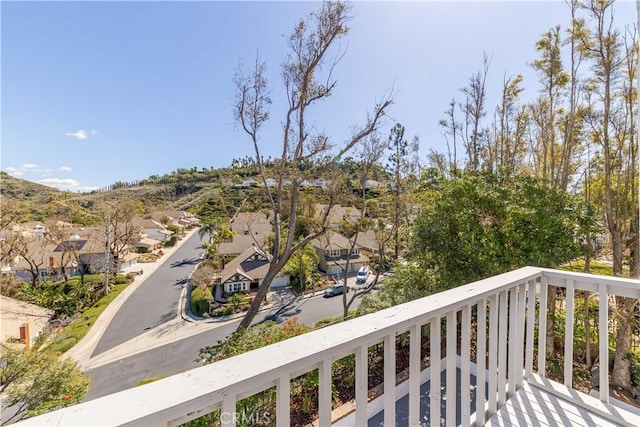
[63,228,200,367]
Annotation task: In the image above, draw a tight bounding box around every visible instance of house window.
[329,249,341,258]
[229,282,247,293]
[350,247,359,256]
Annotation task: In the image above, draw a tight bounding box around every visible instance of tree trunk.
[611,296,637,390]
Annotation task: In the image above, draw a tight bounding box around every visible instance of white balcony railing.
[17,267,640,426]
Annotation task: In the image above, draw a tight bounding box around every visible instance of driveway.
[91,231,204,357]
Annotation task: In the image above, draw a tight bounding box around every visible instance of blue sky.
[1,0,636,192]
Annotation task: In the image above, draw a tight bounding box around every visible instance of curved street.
[91,231,204,357]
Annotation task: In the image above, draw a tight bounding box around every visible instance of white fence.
[17,267,640,426]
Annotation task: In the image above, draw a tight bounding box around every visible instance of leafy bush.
[626,352,640,388]
[199,318,312,364]
[211,305,234,317]
[190,286,213,316]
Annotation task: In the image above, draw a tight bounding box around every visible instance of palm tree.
[198,221,220,246]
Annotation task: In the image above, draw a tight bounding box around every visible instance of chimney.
[19,323,30,350]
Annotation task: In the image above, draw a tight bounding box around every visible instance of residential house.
[312,178,331,189]
[363,179,384,190]
[218,212,272,258]
[312,231,369,275]
[0,295,53,349]
[315,204,363,229]
[214,245,289,301]
[132,218,173,243]
[129,223,163,253]
[354,229,393,258]
[235,178,258,188]
[147,210,200,229]
[2,223,139,283]
[263,178,276,188]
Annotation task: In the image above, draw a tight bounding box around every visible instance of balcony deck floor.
[487,382,624,427]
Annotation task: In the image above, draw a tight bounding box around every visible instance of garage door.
[269,275,290,288]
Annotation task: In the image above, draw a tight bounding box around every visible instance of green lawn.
[48,282,131,355]
[561,259,614,276]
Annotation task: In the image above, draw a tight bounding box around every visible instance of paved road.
[91,232,204,357]
[85,289,366,401]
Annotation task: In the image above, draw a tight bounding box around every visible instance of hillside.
[1,162,391,224]
[0,171,70,202]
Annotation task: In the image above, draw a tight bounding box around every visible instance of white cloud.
[59,166,72,172]
[4,164,40,176]
[36,178,97,193]
[66,130,88,140]
[90,130,98,136]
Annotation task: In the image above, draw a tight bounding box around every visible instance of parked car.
[356,266,370,284]
[324,284,348,297]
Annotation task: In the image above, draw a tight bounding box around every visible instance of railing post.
[487,294,498,418]
[516,281,527,389]
[538,276,549,375]
[564,279,575,388]
[384,334,396,427]
[599,282,609,403]
[409,323,421,426]
[507,286,518,398]
[446,310,457,426]
[276,375,290,426]
[221,397,236,427]
[525,279,536,379]
[318,359,332,427]
[475,298,487,427]
[461,304,471,426]
[497,290,508,407]
[355,345,368,426]
[430,317,441,427]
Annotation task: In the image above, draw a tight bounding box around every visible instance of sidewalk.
[63,227,201,368]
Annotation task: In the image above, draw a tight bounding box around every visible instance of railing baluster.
[516,281,527,389]
[221,397,236,427]
[487,294,498,418]
[318,358,332,427]
[430,317,441,427]
[384,334,396,427]
[276,375,290,426]
[497,290,508,407]
[525,279,536,379]
[446,310,457,426]
[599,282,609,403]
[564,279,575,388]
[355,345,368,426]
[409,323,421,426]
[475,298,487,426]
[538,276,549,375]
[507,287,518,398]
[461,304,471,426]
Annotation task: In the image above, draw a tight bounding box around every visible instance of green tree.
[283,242,318,294]
[0,342,90,423]
[411,171,582,286]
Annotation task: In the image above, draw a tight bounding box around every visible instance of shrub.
[211,305,234,317]
[190,286,213,316]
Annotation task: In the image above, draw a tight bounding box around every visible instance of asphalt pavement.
[91,231,204,357]
[62,227,371,401]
